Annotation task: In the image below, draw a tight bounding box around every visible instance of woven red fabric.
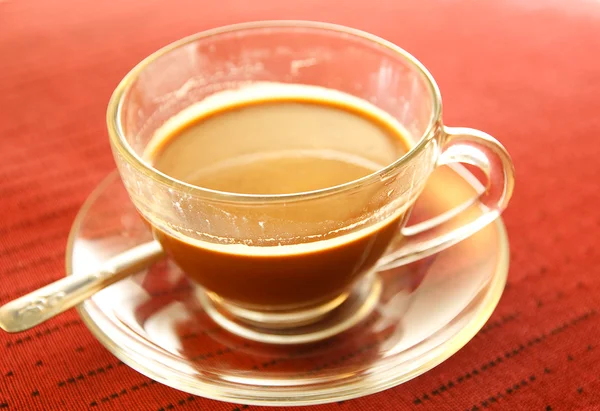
[1,0,599,410]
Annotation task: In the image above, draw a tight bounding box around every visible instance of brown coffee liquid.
[146,85,414,308]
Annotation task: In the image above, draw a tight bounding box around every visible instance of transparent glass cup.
[107,21,514,341]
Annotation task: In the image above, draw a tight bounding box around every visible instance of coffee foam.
[186,149,386,182]
[144,82,407,160]
[159,200,409,257]
[146,82,414,257]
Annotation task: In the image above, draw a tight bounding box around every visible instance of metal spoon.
[0,241,164,333]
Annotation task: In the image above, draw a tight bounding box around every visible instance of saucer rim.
[66,171,509,406]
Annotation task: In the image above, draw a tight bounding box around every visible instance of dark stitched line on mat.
[252,336,339,370]
[304,342,379,376]
[89,379,158,406]
[13,177,102,210]
[412,309,597,405]
[461,374,537,411]
[250,315,380,371]
[572,345,595,397]
[143,282,197,300]
[250,315,378,371]
[8,181,99,214]
[0,278,66,302]
[0,204,80,236]
[191,342,251,362]
[463,342,597,411]
[5,319,82,348]
[300,326,395,377]
[153,395,197,411]
[0,226,125,269]
[508,278,600,316]
[478,312,520,334]
[0,231,70,257]
[57,360,125,387]
[0,154,109,194]
[0,166,107,201]
[1,250,65,276]
[179,325,222,341]
[0,202,132,257]
[0,225,133,279]
[155,398,248,411]
[0,139,107,176]
[506,261,600,291]
[532,280,598,310]
[470,283,589,342]
[0,207,142,260]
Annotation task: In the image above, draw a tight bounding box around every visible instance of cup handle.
[377,126,515,270]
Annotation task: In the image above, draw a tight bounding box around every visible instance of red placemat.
[1,0,599,410]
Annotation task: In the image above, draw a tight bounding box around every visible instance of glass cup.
[107,21,514,342]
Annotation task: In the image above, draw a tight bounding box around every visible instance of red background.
[1,0,599,409]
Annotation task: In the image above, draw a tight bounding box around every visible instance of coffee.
[145,86,414,308]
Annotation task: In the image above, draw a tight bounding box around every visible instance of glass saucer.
[65,165,508,406]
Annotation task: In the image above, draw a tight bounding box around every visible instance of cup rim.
[107,20,442,203]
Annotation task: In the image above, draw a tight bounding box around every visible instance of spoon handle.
[0,241,164,333]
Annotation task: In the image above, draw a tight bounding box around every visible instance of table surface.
[1,0,599,410]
